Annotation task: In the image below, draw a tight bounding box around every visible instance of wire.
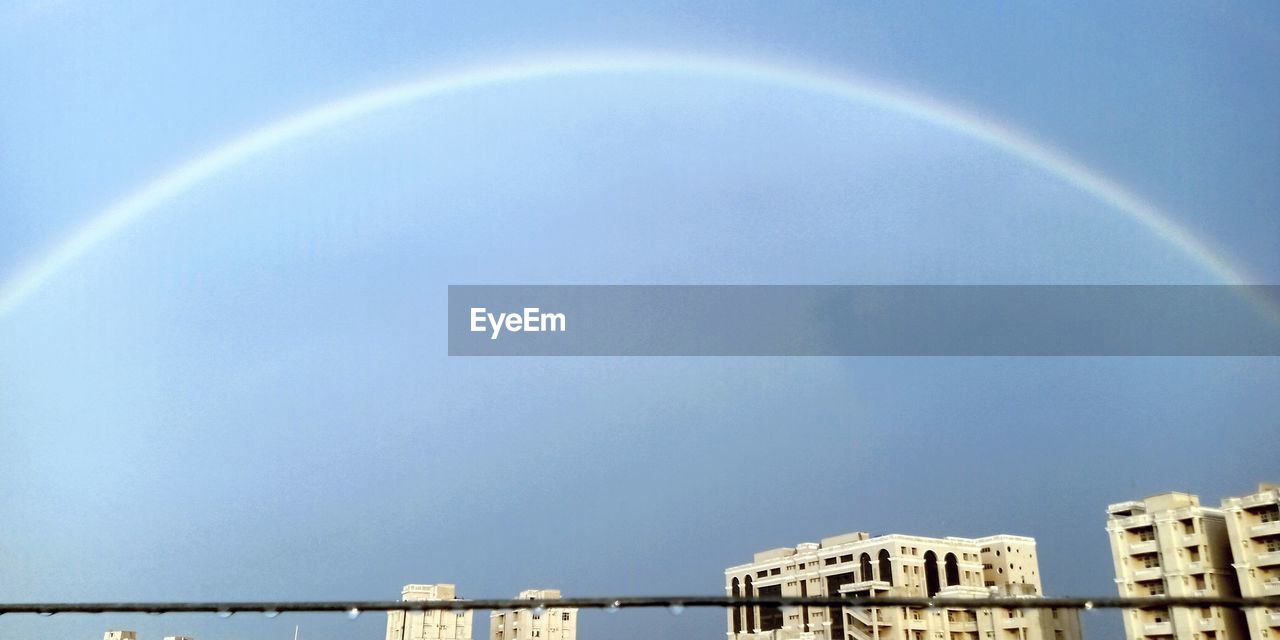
[2,595,1277,615]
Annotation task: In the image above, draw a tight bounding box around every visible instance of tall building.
[386,584,473,640]
[1222,483,1280,640]
[1106,492,1247,640]
[724,530,1081,640]
[490,589,578,640]
[104,632,137,640]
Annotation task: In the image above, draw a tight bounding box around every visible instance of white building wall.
[1106,492,1248,640]
[490,589,577,640]
[724,531,1080,640]
[386,584,473,640]
[1222,483,1280,640]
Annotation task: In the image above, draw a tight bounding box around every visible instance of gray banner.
[447,285,1280,356]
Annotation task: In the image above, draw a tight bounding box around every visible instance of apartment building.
[386,584,473,640]
[104,633,137,640]
[1222,483,1280,640]
[1106,492,1247,640]
[724,530,1081,640]
[490,589,578,640]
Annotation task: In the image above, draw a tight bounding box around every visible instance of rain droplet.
[607,601,621,613]
[37,612,54,617]
[264,609,280,618]
[1083,601,1094,610]
[347,608,361,620]
[668,603,685,616]
[532,606,546,617]
[217,609,234,619]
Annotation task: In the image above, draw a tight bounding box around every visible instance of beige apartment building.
[386,584,473,640]
[1106,492,1247,640]
[490,589,578,640]
[724,530,1081,640]
[1222,483,1280,640]
[104,633,137,640]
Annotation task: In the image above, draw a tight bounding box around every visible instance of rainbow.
[0,51,1256,319]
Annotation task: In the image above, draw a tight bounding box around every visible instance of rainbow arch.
[0,51,1255,319]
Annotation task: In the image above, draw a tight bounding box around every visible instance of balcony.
[999,617,1025,629]
[1255,551,1280,567]
[1268,611,1280,627]
[1198,617,1216,631]
[1128,540,1159,555]
[1132,568,1163,582]
[1240,493,1277,509]
[837,580,891,594]
[1181,534,1202,547]
[1184,561,1206,574]
[1142,621,1172,636]
[1114,514,1153,529]
[1263,580,1280,596]
[1251,521,1280,538]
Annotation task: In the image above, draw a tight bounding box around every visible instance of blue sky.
[1,3,1278,640]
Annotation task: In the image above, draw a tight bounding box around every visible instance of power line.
[2,595,1278,616]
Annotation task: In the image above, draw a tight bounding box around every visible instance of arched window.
[744,575,756,631]
[860,553,873,582]
[732,577,741,633]
[944,552,960,586]
[879,549,893,586]
[924,550,940,597]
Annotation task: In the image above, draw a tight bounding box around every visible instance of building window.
[562,612,570,621]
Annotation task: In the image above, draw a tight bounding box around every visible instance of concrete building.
[104,633,137,640]
[490,589,578,640]
[1222,483,1280,640]
[162,636,195,640]
[386,584,473,640]
[724,530,1081,640]
[1106,492,1247,640]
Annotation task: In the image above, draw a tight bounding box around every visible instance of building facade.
[104,632,137,640]
[1222,483,1280,640]
[490,589,578,640]
[1106,492,1248,640]
[386,584,473,640]
[724,530,1081,640]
